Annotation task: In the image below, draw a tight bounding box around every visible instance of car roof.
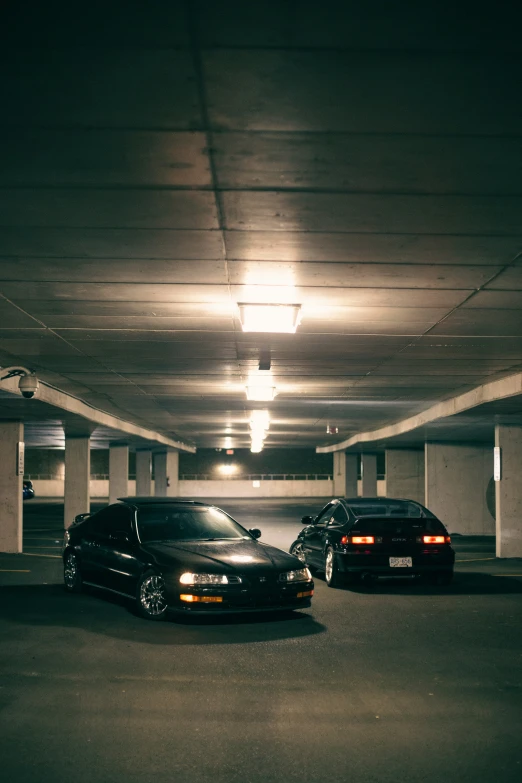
[341,497,415,504]
[118,497,209,506]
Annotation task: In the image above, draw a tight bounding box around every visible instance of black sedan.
[289,497,455,588]
[63,497,314,620]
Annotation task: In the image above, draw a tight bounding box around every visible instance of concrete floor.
[1,500,521,783]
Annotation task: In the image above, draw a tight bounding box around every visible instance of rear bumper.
[337,551,454,576]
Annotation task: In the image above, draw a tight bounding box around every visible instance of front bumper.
[166,579,314,614]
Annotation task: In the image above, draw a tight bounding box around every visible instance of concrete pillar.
[345,453,358,497]
[361,453,377,497]
[64,436,90,528]
[109,444,129,504]
[386,449,425,503]
[495,425,522,558]
[333,452,346,496]
[136,450,152,496]
[0,421,24,552]
[154,450,179,497]
[425,442,494,535]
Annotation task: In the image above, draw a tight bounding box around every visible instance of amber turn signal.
[180,594,223,603]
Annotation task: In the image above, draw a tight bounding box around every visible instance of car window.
[88,505,131,536]
[314,503,336,527]
[136,505,251,543]
[105,506,133,537]
[328,505,348,527]
[346,500,435,519]
[87,507,113,535]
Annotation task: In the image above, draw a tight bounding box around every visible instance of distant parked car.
[289,497,455,588]
[23,480,35,500]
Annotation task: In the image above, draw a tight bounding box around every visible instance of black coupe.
[289,497,455,588]
[63,498,314,620]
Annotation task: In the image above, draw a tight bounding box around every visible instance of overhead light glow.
[246,386,276,401]
[250,443,263,453]
[238,303,301,334]
[219,464,236,475]
[250,409,270,436]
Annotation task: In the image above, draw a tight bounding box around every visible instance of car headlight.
[279,567,312,583]
[179,573,241,585]
[63,530,70,546]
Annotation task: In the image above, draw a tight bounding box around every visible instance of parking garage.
[1,2,522,782]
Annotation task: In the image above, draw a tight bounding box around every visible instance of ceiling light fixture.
[246,385,276,402]
[238,303,301,334]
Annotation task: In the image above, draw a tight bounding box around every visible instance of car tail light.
[351,536,375,545]
[423,535,447,544]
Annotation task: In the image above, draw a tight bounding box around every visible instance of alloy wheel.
[325,549,333,583]
[64,553,78,589]
[139,575,167,617]
[291,542,306,563]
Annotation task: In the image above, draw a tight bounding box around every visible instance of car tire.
[325,546,343,588]
[136,571,168,621]
[63,551,82,593]
[289,540,307,565]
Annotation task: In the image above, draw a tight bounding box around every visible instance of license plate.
[389,557,412,568]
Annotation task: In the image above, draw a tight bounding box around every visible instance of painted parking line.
[24,537,63,542]
[455,557,496,563]
[24,546,62,550]
[0,569,31,573]
[22,553,61,559]
[493,574,522,577]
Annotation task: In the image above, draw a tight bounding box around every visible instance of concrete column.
[361,453,377,497]
[345,453,358,497]
[333,451,346,496]
[0,421,24,552]
[155,450,179,497]
[136,450,152,496]
[109,444,129,504]
[64,436,90,528]
[495,425,522,558]
[386,449,425,503]
[425,442,494,535]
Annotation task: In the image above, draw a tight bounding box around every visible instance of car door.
[98,505,143,597]
[78,508,112,585]
[302,503,336,565]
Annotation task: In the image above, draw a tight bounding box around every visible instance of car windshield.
[346,500,435,519]
[136,505,251,543]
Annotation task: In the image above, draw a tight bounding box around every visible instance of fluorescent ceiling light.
[250,410,270,433]
[239,304,301,334]
[246,386,276,401]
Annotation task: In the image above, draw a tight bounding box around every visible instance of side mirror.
[249,528,262,540]
[301,515,315,525]
[74,513,91,524]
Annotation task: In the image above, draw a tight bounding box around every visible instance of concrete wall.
[386,449,425,504]
[425,443,495,535]
[29,478,387,499]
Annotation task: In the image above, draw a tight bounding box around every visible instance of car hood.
[141,538,301,574]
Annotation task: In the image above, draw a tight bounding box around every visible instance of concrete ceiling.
[1,0,522,451]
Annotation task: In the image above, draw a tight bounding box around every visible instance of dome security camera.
[19,373,39,399]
